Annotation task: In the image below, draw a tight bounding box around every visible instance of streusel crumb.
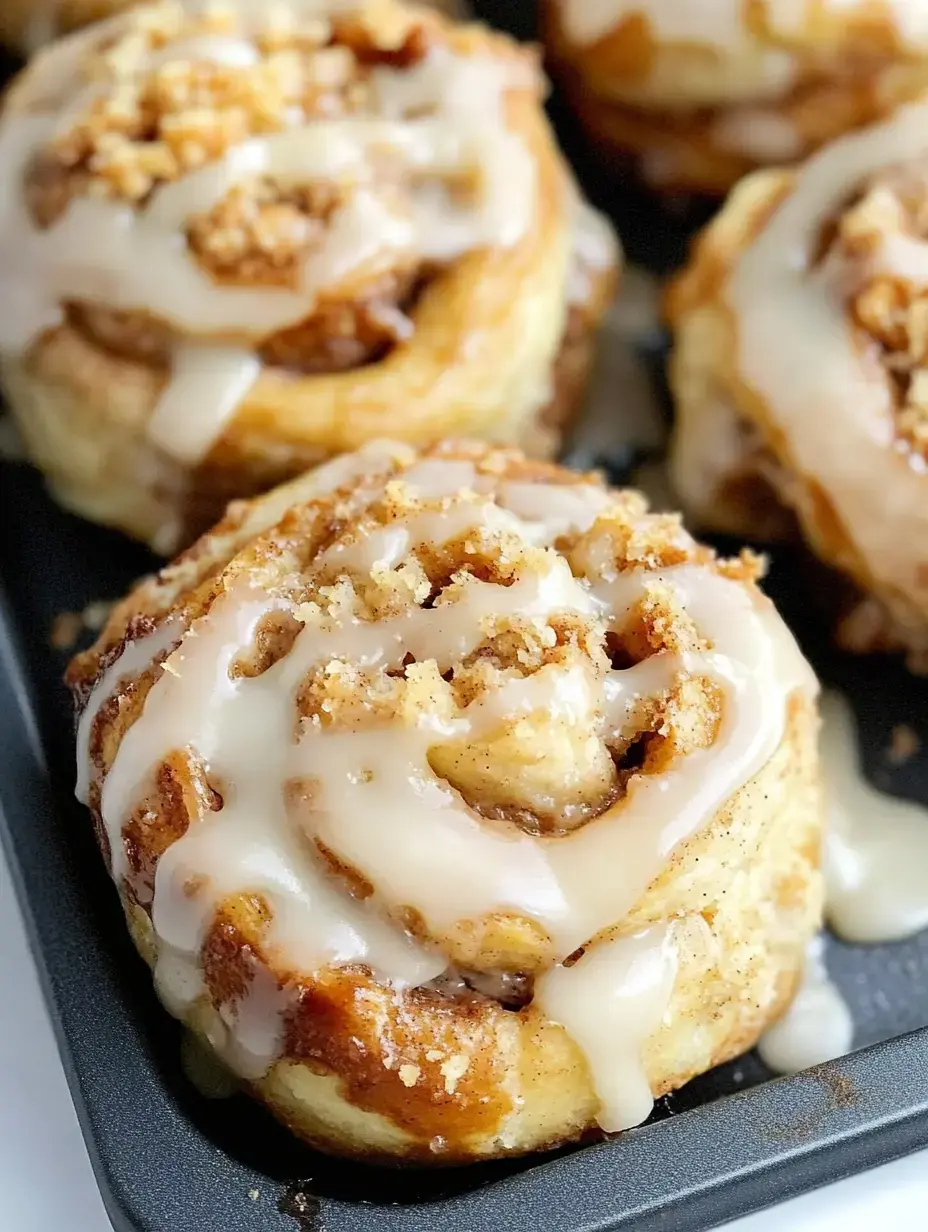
[838,164,928,459]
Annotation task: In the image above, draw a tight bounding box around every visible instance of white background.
[2,845,926,1232]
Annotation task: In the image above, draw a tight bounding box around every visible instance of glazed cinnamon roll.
[668,95,928,668]
[67,439,822,1163]
[542,0,928,194]
[0,0,618,552]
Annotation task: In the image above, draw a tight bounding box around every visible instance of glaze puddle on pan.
[3,9,928,1232]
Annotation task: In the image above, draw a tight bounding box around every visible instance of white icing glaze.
[0,20,537,464]
[498,480,614,541]
[103,587,445,1021]
[77,454,813,1102]
[75,620,182,804]
[757,934,853,1073]
[534,924,678,1131]
[559,0,744,49]
[147,346,262,464]
[0,116,531,339]
[293,563,811,960]
[727,97,928,615]
[821,691,928,944]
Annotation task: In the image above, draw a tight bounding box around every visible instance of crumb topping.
[32,2,434,216]
[833,162,928,459]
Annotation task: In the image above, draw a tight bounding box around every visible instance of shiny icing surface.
[560,0,928,49]
[534,924,679,1131]
[76,449,813,1130]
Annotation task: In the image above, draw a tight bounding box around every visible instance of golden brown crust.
[69,440,823,1162]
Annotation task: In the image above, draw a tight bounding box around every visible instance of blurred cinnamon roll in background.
[0,0,618,551]
[68,438,822,1162]
[542,0,928,194]
[668,94,928,668]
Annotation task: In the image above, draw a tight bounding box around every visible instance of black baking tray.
[3,5,928,1231]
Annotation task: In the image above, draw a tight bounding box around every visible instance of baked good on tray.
[668,94,928,669]
[0,0,109,52]
[0,0,618,553]
[541,0,928,194]
[67,438,823,1163]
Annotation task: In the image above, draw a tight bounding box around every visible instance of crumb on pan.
[887,722,920,765]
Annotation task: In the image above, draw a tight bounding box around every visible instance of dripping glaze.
[76,452,813,1131]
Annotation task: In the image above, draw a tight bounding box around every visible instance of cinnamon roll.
[0,0,475,53]
[542,0,928,194]
[0,0,618,552]
[668,95,928,668]
[67,438,822,1163]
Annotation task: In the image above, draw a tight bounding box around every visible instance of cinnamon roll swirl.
[67,438,822,1163]
[0,0,618,551]
[542,0,928,194]
[668,94,928,668]
[0,0,475,53]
